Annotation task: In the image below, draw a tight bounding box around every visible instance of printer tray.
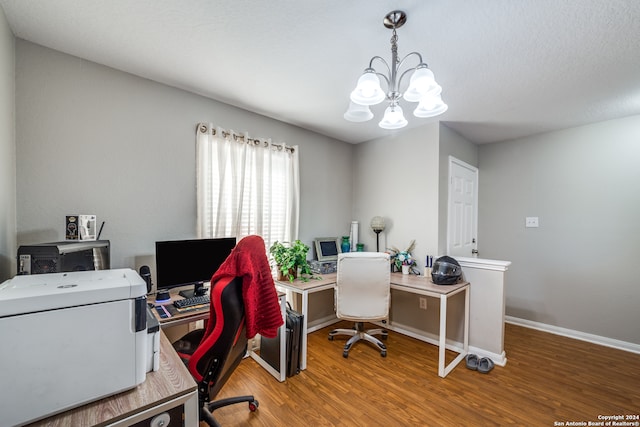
[261,306,303,377]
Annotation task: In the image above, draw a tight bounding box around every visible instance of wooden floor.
[207,322,640,426]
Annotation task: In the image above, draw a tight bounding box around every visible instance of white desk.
[276,272,470,378]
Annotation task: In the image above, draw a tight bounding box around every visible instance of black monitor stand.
[178,282,208,299]
[155,289,171,303]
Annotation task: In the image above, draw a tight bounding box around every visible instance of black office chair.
[173,275,258,427]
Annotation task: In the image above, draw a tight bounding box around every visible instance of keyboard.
[174,295,210,309]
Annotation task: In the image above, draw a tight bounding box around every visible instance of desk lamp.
[370,216,386,252]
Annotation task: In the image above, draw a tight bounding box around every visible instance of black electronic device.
[139,265,153,293]
[155,237,236,299]
[17,240,110,275]
[173,294,210,310]
[314,237,340,261]
[261,304,303,377]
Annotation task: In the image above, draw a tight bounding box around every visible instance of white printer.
[0,268,149,426]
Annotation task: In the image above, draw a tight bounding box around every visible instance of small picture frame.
[66,215,79,240]
[79,214,97,241]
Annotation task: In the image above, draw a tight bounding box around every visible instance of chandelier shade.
[344,101,374,122]
[344,10,447,129]
[349,70,386,105]
[402,67,438,102]
[413,93,448,118]
[379,104,408,130]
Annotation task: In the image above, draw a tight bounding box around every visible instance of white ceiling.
[2,0,640,144]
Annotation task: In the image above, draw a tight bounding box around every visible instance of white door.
[447,157,478,257]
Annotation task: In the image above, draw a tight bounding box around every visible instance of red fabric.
[208,235,283,339]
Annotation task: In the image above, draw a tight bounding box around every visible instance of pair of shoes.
[465,354,495,374]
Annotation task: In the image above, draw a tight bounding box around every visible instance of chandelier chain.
[391,29,398,53]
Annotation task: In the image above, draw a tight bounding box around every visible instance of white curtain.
[196,123,300,249]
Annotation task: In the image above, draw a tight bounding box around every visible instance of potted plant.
[389,240,417,274]
[269,240,312,282]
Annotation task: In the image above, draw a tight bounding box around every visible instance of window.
[196,124,300,251]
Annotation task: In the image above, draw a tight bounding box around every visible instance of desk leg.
[438,285,470,378]
[184,391,199,427]
[438,295,447,377]
[300,291,308,370]
[463,286,470,356]
[278,294,287,381]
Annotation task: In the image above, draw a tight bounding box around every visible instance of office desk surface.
[150,292,210,327]
[278,272,468,294]
[276,274,337,290]
[388,272,469,295]
[29,332,197,427]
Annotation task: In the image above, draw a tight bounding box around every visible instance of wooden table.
[276,272,470,377]
[29,331,198,427]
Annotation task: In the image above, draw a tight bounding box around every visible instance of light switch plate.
[525,217,539,228]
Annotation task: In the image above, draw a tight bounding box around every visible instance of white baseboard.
[307,315,339,333]
[506,316,640,355]
[372,321,466,355]
[468,347,507,366]
[374,321,512,365]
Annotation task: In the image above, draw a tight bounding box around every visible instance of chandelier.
[344,10,447,130]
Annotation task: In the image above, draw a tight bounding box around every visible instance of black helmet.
[431,256,462,285]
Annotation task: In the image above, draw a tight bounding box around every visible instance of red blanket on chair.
[209,235,284,339]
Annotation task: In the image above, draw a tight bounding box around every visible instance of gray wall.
[0,7,15,281]
[478,116,640,344]
[353,123,440,263]
[14,40,353,274]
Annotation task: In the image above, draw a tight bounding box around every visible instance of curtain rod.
[197,123,295,153]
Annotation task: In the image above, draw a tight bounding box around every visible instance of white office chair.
[328,252,391,357]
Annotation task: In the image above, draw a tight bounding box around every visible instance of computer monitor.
[155,237,236,301]
[314,237,340,261]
